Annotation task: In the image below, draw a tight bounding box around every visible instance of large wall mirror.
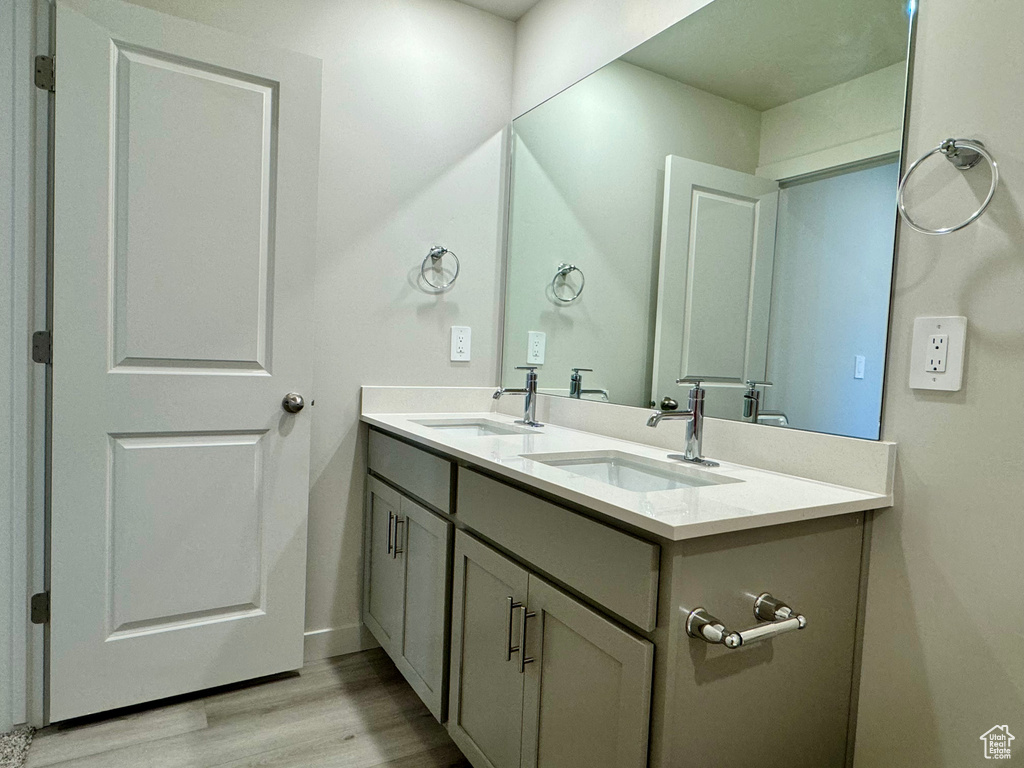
[500,0,914,440]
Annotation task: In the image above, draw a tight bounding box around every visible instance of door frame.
[2,0,50,731]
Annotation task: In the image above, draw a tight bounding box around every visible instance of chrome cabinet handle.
[505,597,518,661]
[504,598,536,670]
[392,517,404,559]
[505,598,527,660]
[686,593,806,650]
[518,605,536,673]
[386,511,394,555]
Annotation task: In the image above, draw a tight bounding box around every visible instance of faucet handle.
[571,367,593,373]
[677,375,737,389]
[745,379,773,389]
[516,366,539,385]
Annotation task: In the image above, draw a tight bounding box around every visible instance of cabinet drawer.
[368,429,451,513]
[457,469,660,631]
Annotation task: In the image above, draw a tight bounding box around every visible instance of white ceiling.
[621,0,910,111]
[455,0,541,21]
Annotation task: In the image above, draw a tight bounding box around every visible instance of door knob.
[282,393,305,414]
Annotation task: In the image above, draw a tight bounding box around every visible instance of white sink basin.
[521,450,739,492]
[411,418,539,438]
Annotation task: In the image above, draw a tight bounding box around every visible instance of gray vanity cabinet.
[364,476,404,648]
[521,576,654,768]
[363,474,451,721]
[448,530,529,768]
[449,530,654,768]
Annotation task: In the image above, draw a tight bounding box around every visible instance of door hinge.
[32,330,51,364]
[30,592,50,625]
[34,55,54,92]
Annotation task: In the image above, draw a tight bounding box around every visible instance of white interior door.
[50,0,321,721]
[651,155,779,419]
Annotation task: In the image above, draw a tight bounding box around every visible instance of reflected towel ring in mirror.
[551,263,585,303]
[897,138,999,235]
[421,245,460,291]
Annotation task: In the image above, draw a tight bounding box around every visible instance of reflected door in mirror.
[652,156,779,419]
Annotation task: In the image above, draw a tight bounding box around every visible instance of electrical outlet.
[909,316,966,391]
[450,326,471,361]
[527,331,545,364]
[927,334,948,372]
[854,355,866,380]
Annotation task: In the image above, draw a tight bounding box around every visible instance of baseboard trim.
[303,623,379,662]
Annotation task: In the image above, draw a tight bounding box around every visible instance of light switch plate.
[450,326,471,361]
[909,316,966,391]
[854,355,866,380]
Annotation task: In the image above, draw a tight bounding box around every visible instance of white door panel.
[113,48,275,369]
[108,432,265,634]
[652,155,778,419]
[50,0,321,720]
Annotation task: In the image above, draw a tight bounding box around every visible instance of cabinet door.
[395,496,451,721]
[363,476,405,653]
[448,531,529,768]
[521,576,654,768]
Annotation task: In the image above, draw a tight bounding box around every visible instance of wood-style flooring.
[26,648,471,768]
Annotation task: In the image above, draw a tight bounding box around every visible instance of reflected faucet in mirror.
[494,366,543,427]
[568,368,609,400]
[743,380,789,426]
[646,377,721,467]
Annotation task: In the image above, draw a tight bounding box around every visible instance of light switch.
[527,331,546,364]
[909,316,966,391]
[450,326,471,361]
[854,355,866,380]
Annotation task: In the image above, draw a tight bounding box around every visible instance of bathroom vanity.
[360,395,893,768]
[354,0,910,762]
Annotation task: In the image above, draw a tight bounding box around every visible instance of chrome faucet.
[743,380,772,423]
[743,380,789,426]
[647,377,719,466]
[494,366,542,427]
[568,367,592,398]
[567,367,609,400]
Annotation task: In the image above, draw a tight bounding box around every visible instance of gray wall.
[513,0,714,117]
[125,0,515,659]
[516,0,1024,765]
[854,0,1024,763]
[766,161,898,439]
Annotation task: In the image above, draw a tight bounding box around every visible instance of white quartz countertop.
[361,411,891,541]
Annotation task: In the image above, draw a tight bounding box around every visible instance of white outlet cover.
[527,331,546,365]
[450,326,471,362]
[909,316,966,391]
[927,334,948,373]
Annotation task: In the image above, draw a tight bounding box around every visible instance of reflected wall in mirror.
[501,0,914,440]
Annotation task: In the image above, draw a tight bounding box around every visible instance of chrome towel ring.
[421,245,460,291]
[897,138,998,235]
[551,263,585,303]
